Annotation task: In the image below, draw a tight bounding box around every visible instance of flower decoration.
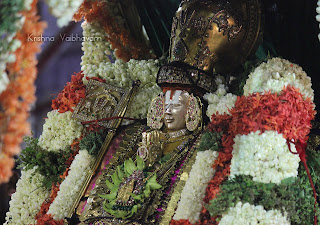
[74,0,155,61]
[0,0,46,184]
[4,167,50,225]
[83,59,161,119]
[0,0,25,94]
[173,150,218,224]
[212,86,316,142]
[34,139,80,224]
[80,21,113,79]
[230,130,300,184]
[101,156,162,219]
[47,150,94,220]
[38,110,83,152]
[44,0,84,27]
[244,57,314,101]
[204,86,315,206]
[203,75,237,120]
[202,57,316,224]
[51,71,86,113]
[219,202,289,225]
[0,153,15,185]
[204,90,237,119]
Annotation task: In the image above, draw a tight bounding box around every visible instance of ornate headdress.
[157,0,263,94]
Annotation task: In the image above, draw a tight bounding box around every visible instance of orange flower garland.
[0,0,46,184]
[51,72,86,113]
[73,0,155,61]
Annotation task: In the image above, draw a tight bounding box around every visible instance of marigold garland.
[0,0,46,184]
[73,0,155,61]
[51,71,86,113]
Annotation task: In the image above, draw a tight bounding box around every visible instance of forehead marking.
[165,90,182,109]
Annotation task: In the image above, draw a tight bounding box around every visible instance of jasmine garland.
[204,75,237,120]
[173,150,219,224]
[81,21,113,78]
[47,150,94,220]
[230,130,300,184]
[4,167,50,225]
[244,57,314,101]
[38,110,83,152]
[219,201,289,225]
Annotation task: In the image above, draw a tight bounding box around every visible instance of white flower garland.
[81,19,161,119]
[38,110,83,152]
[44,0,84,27]
[203,88,237,118]
[83,59,159,88]
[4,167,50,225]
[83,59,161,119]
[47,150,94,220]
[81,21,113,78]
[230,130,300,184]
[203,75,237,120]
[125,84,162,119]
[243,57,314,101]
[173,150,219,224]
[219,201,290,225]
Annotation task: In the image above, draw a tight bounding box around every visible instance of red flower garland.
[170,219,193,225]
[51,72,86,113]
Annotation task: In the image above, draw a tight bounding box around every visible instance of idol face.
[164,90,189,131]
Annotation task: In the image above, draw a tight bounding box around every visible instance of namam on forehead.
[164,90,189,131]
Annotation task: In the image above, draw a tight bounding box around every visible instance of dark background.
[1,0,320,223]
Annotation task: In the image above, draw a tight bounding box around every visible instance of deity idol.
[78,0,262,224]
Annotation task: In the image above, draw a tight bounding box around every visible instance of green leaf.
[136,155,145,171]
[99,192,117,200]
[124,158,137,175]
[144,185,151,198]
[119,210,131,219]
[116,166,124,181]
[131,205,138,214]
[146,174,162,190]
[131,194,143,201]
[281,177,295,185]
[111,171,121,185]
[105,179,118,192]
[103,204,116,214]
[19,137,72,186]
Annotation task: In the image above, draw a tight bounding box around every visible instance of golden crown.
[158,0,263,93]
